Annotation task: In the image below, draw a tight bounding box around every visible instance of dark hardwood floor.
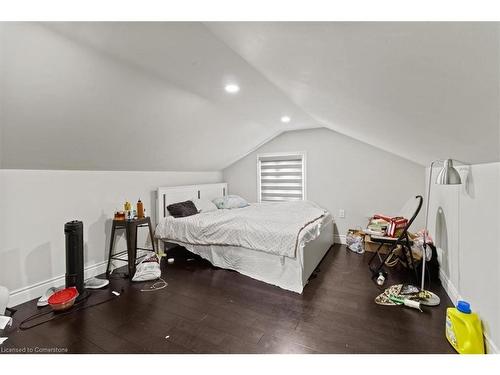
[1,244,455,354]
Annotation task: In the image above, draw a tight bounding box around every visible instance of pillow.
[212,195,249,209]
[192,198,218,213]
[167,200,198,218]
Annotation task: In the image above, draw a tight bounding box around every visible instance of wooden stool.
[106,217,156,279]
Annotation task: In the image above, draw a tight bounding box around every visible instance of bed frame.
[156,183,228,223]
[156,183,334,291]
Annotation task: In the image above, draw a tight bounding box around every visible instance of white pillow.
[212,195,249,209]
[192,198,218,213]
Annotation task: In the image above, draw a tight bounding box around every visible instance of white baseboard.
[439,269,498,354]
[334,234,346,245]
[484,332,499,354]
[8,261,108,308]
[439,268,460,304]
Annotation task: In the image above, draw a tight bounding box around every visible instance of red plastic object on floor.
[48,287,79,311]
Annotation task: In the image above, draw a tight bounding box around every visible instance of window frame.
[256,151,307,203]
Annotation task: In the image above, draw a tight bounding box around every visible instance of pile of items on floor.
[346,214,432,265]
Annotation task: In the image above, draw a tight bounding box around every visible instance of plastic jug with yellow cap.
[445,300,485,354]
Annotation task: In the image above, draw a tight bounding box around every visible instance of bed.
[155,183,334,293]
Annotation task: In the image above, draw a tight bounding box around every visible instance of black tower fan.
[64,220,88,302]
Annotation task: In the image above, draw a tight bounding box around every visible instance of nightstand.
[105,217,156,279]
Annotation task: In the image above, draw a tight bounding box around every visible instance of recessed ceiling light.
[281,116,291,123]
[224,83,240,94]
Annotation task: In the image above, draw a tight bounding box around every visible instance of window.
[257,152,306,202]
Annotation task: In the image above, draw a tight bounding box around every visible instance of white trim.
[484,333,499,354]
[334,234,347,245]
[439,269,498,354]
[439,268,460,304]
[8,261,108,307]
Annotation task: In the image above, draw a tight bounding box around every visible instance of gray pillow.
[212,195,249,209]
[167,200,198,218]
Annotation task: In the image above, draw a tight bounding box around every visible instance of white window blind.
[258,152,306,202]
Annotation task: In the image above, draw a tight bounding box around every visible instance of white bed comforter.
[155,201,328,258]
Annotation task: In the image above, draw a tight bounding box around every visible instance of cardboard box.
[364,235,392,254]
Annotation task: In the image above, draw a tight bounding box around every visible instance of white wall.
[0,169,222,306]
[223,127,425,241]
[0,23,4,169]
[0,23,229,306]
[427,162,500,353]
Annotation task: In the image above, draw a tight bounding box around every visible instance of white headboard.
[157,183,228,222]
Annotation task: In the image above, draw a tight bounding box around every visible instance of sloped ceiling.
[1,22,498,171]
[207,22,500,166]
[0,22,319,171]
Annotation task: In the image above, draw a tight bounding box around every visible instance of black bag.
[416,243,441,285]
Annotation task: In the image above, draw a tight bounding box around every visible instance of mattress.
[155,201,328,258]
